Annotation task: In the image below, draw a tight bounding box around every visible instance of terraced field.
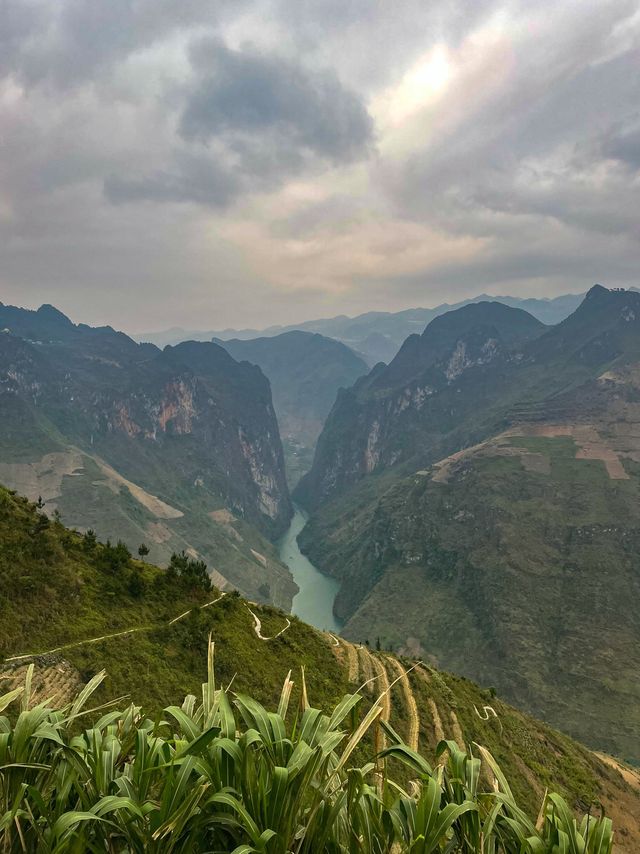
[3,486,640,849]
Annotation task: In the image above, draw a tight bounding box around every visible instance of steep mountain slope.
[296,301,545,509]
[136,290,585,364]
[2,485,639,847]
[218,331,368,485]
[0,303,295,607]
[296,286,640,759]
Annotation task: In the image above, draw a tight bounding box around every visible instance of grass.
[0,642,616,853]
[1,486,638,844]
[302,435,640,764]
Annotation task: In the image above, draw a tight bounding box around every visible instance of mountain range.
[2,285,640,812]
[135,290,592,365]
[0,302,295,607]
[216,331,368,485]
[295,286,640,762]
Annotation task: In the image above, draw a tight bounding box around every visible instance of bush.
[97,539,132,574]
[127,569,146,598]
[166,551,212,593]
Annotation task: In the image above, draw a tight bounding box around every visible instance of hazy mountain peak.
[37,304,74,325]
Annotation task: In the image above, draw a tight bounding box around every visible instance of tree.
[166,551,212,592]
[128,570,145,598]
[98,539,131,574]
[36,495,45,510]
[83,529,97,551]
[137,543,150,561]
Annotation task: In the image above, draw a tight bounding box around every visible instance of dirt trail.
[449,711,465,750]
[370,654,391,722]
[246,605,291,641]
[6,593,228,663]
[387,657,420,751]
[428,699,445,744]
[344,643,359,683]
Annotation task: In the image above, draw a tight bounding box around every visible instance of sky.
[0,0,639,333]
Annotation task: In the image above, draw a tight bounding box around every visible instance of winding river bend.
[278,506,343,633]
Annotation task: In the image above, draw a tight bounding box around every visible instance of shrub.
[97,539,132,574]
[166,551,212,593]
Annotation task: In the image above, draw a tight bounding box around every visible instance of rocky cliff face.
[296,301,545,509]
[217,331,368,488]
[218,331,368,449]
[297,288,640,510]
[0,304,294,606]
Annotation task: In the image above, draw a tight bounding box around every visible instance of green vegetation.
[2,484,639,844]
[0,486,212,658]
[0,304,296,609]
[297,289,640,763]
[0,644,615,853]
[300,434,640,763]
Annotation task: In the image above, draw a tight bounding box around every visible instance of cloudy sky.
[1,0,639,332]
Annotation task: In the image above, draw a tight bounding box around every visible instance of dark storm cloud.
[180,38,374,161]
[0,0,639,330]
[105,37,373,207]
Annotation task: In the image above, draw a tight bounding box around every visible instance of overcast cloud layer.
[0,0,639,331]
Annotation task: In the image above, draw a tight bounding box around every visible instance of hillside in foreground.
[1,485,640,848]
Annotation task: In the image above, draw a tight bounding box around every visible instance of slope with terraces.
[1,484,640,848]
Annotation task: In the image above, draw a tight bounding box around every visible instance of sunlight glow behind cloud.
[0,0,638,331]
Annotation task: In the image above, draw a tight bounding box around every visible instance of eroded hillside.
[0,304,295,606]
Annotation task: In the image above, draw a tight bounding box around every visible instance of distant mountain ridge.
[0,302,296,607]
[296,300,547,508]
[217,331,368,485]
[134,290,592,364]
[295,286,640,761]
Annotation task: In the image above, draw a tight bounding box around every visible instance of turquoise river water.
[277,505,343,633]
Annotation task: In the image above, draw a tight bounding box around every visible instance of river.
[278,506,343,633]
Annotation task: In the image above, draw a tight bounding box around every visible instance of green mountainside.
[2,485,640,847]
[218,331,368,485]
[295,300,546,510]
[296,286,640,761]
[0,304,295,608]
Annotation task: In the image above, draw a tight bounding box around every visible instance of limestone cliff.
[0,304,294,606]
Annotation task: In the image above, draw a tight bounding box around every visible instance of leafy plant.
[0,639,613,853]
